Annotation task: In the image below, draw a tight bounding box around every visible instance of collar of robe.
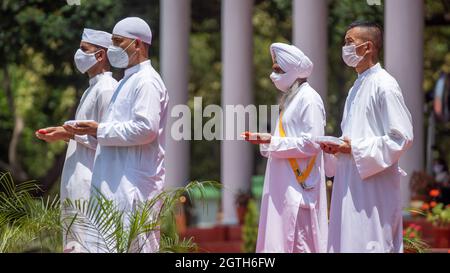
[280,80,309,111]
[291,80,308,91]
[357,62,381,79]
[89,71,113,86]
[124,59,151,79]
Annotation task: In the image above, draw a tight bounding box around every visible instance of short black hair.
[347,20,383,54]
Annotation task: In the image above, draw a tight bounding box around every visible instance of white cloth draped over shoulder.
[326,63,413,253]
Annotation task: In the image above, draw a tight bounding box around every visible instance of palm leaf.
[62,180,220,253]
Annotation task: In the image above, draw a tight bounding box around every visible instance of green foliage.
[0,171,219,253]
[62,180,219,253]
[403,222,430,253]
[403,237,430,253]
[0,172,61,252]
[241,198,259,253]
[426,203,450,227]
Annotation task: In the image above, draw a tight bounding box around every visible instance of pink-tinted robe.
[256,82,328,253]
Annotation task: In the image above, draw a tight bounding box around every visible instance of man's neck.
[127,56,149,69]
[296,78,307,85]
[355,59,377,74]
[87,67,109,79]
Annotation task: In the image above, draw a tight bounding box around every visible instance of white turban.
[81,28,112,49]
[112,17,152,45]
[270,43,313,79]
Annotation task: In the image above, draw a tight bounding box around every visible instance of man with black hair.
[321,21,413,252]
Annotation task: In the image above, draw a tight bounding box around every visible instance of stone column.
[385,0,424,207]
[161,0,191,188]
[221,0,254,225]
[293,0,328,101]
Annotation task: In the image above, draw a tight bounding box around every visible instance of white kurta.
[326,63,413,253]
[60,72,117,252]
[91,60,169,252]
[256,82,328,253]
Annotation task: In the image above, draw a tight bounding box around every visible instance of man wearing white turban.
[65,17,169,253]
[36,28,118,252]
[242,43,328,252]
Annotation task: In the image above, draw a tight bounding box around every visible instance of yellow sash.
[278,112,316,189]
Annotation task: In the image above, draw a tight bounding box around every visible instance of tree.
[0,0,122,191]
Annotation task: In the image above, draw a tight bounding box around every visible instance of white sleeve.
[260,100,324,159]
[73,135,97,150]
[260,135,320,159]
[259,146,270,158]
[73,84,115,150]
[351,85,413,180]
[97,80,161,147]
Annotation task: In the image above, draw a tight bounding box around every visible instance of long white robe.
[326,63,413,253]
[60,72,117,252]
[91,60,169,253]
[256,82,328,253]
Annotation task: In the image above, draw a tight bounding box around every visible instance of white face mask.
[107,39,136,68]
[270,71,297,92]
[342,42,367,67]
[74,49,99,73]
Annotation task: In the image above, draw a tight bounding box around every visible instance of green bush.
[0,171,219,253]
[241,198,259,253]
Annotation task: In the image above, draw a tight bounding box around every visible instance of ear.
[135,39,142,51]
[365,41,377,60]
[366,41,373,53]
[95,49,105,62]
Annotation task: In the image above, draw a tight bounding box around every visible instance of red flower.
[414,225,422,231]
[403,230,407,236]
[409,232,416,239]
[429,189,440,197]
[430,201,437,208]
[421,203,430,210]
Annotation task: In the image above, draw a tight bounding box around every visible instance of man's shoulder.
[300,84,325,108]
[100,74,118,87]
[374,68,399,87]
[371,68,402,96]
[134,67,166,89]
[94,75,118,95]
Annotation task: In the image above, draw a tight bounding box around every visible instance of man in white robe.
[243,43,328,253]
[35,28,117,252]
[65,17,169,253]
[321,21,413,253]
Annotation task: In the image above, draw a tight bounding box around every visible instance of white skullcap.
[270,43,313,78]
[81,28,112,49]
[112,17,152,45]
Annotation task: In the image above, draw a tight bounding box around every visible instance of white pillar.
[161,0,191,188]
[385,0,424,208]
[221,0,254,225]
[293,0,328,101]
